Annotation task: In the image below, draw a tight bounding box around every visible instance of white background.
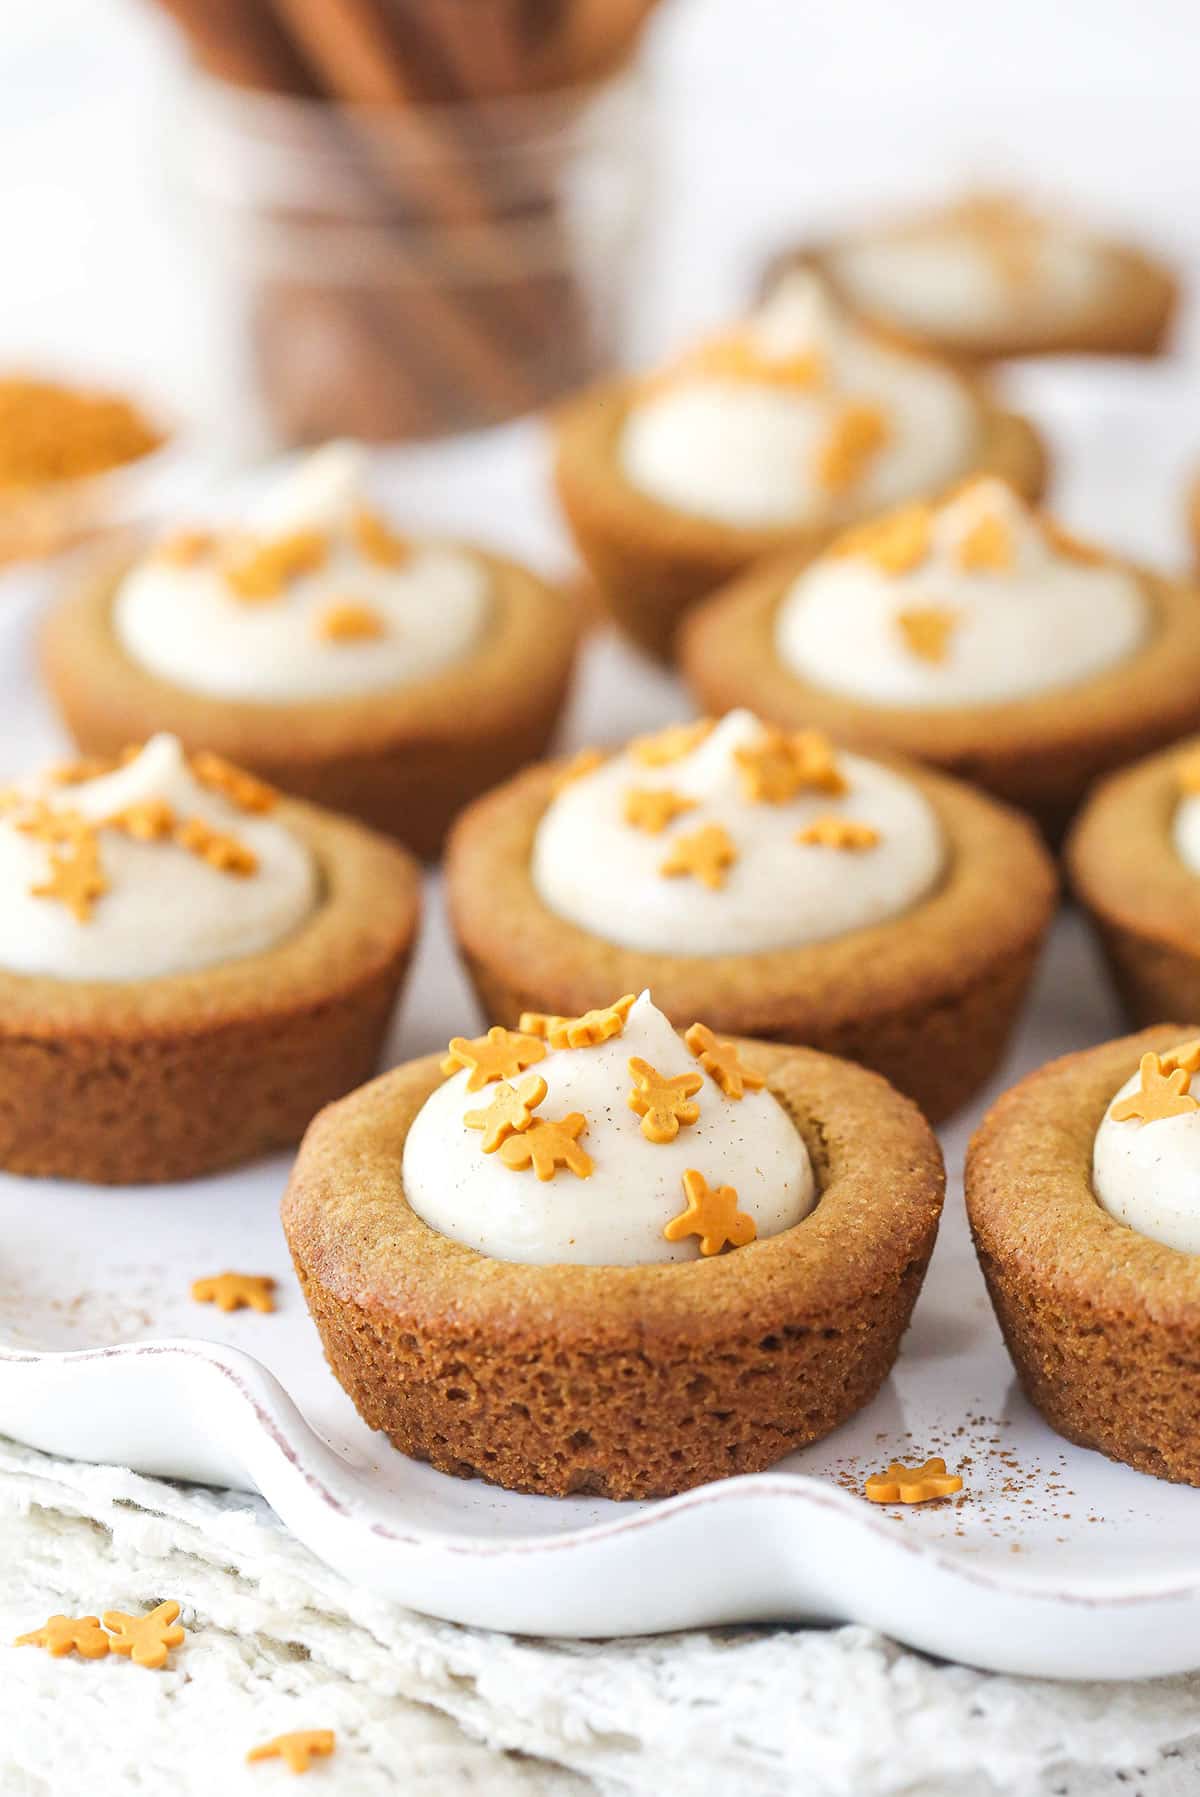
[3,0,1200,453]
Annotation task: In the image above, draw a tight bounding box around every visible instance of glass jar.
[183,63,652,445]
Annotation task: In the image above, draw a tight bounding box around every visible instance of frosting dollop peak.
[776,477,1147,707]
[403,990,815,1266]
[531,709,944,956]
[114,442,491,703]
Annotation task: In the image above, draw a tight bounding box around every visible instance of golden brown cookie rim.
[445,750,1057,1037]
[966,1024,1200,1324]
[680,555,1200,769]
[0,795,421,1036]
[41,545,578,763]
[282,1037,946,1337]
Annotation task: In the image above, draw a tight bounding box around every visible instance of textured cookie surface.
[42,550,580,858]
[0,800,420,1182]
[283,1041,945,1499]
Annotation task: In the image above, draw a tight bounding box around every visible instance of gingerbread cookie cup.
[445,756,1056,1125]
[766,238,1176,365]
[1067,737,1200,1025]
[966,1026,1200,1486]
[683,557,1200,843]
[0,799,420,1184]
[41,548,579,861]
[282,1039,944,1499]
[555,377,1045,662]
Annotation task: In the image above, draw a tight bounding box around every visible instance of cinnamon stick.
[251,283,430,442]
[145,0,647,441]
[148,0,319,94]
[239,90,461,434]
[268,0,566,387]
[420,0,531,102]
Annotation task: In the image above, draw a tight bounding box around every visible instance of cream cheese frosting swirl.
[531,709,943,956]
[1093,1039,1200,1255]
[775,477,1147,707]
[0,734,317,981]
[618,272,979,529]
[826,193,1113,342]
[113,442,491,703]
[403,990,815,1266]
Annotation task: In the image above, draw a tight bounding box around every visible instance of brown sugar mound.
[0,378,162,488]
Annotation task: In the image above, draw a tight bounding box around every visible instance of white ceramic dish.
[4,393,1200,1681]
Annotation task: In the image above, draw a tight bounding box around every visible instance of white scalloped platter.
[4,378,1200,1681]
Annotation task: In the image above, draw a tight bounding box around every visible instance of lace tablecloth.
[3,1434,1200,1796]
